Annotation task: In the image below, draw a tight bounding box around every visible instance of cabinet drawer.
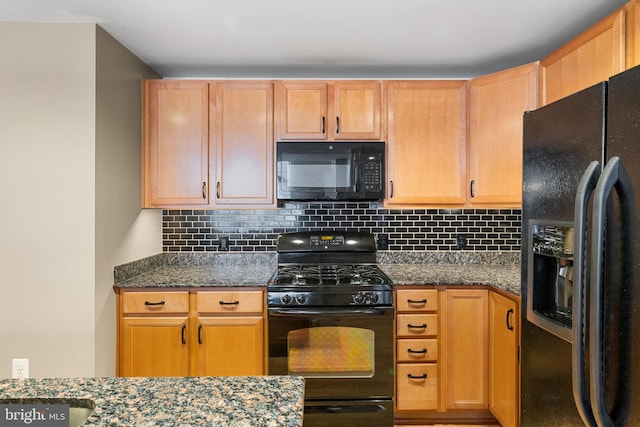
[397,338,438,362]
[396,363,438,410]
[197,291,263,314]
[397,314,438,337]
[121,291,189,315]
[396,289,438,312]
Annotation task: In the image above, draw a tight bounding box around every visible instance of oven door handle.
[269,308,391,316]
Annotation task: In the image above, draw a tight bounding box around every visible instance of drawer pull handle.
[219,300,240,305]
[181,324,186,344]
[144,301,165,306]
[408,323,427,329]
[407,373,428,380]
[198,324,203,344]
[407,298,427,305]
[408,348,427,354]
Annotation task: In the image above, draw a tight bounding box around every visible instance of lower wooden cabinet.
[120,316,190,377]
[119,291,190,377]
[444,289,489,410]
[116,288,265,377]
[395,286,517,426]
[396,363,439,410]
[489,290,520,427]
[194,291,264,376]
[395,288,440,411]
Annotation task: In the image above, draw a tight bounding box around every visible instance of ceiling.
[1,0,629,79]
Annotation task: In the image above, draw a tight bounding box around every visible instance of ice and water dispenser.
[527,222,574,342]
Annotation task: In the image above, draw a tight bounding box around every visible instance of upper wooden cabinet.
[540,8,625,105]
[142,80,275,208]
[626,0,640,69]
[468,62,538,206]
[386,80,467,206]
[142,80,210,207]
[276,80,382,140]
[210,81,275,206]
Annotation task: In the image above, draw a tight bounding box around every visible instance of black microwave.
[276,141,385,201]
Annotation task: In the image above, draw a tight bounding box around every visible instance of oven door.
[267,306,394,400]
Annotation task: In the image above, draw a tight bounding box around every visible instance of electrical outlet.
[219,236,229,251]
[456,234,468,250]
[12,358,29,379]
[377,234,389,250]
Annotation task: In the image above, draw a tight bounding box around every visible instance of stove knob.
[280,294,292,305]
[295,294,308,305]
[369,293,379,304]
[352,293,366,304]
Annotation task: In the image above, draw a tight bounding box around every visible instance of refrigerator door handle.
[572,160,600,427]
[590,156,621,427]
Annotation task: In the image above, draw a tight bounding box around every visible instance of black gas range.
[267,231,393,308]
[266,231,394,427]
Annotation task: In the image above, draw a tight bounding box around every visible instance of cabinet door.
[627,0,640,69]
[120,317,189,377]
[196,316,264,376]
[276,81,328,140]
[211,81,275,206]
[386,81,467,206]
[333,81,382,140]
[143,80,209,207]
[540,8,624,105]
[444,289,489,410]
[489,291,520,427]
[468,63,537,206]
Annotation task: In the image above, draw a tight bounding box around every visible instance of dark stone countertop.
[113,252,521,297]
[380,264,520,296]
[0,376,304,427]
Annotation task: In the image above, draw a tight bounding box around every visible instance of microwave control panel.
[362,153,383,191]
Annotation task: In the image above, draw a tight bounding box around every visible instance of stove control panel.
[267,291,392,307]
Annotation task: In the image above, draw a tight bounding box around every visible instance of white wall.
[0,23,161,378]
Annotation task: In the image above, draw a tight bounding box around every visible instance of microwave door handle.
[572,160,600,427]
[353,152,360,192]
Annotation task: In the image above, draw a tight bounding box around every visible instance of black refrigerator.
[521,64,640,426]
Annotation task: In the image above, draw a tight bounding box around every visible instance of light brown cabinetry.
[210,81,274,206]
[116,289,265,377]
[626,0,640,69]
[142,81,209,207]
[276,80,382,140]
[443,289,489,410]
[118,291,190,376]
[142,80,275,208]
[395,288,440,411]
[540,8,625,105]
[489,291,520,427]
[386,81,467,206]
[468,62,538,206]
[193,290,264,376]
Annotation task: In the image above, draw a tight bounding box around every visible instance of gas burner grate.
[271,264,389,286]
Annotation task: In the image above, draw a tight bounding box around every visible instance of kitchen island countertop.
[0,376,305,427]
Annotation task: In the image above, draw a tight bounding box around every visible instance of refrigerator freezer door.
[521,82,606,426]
